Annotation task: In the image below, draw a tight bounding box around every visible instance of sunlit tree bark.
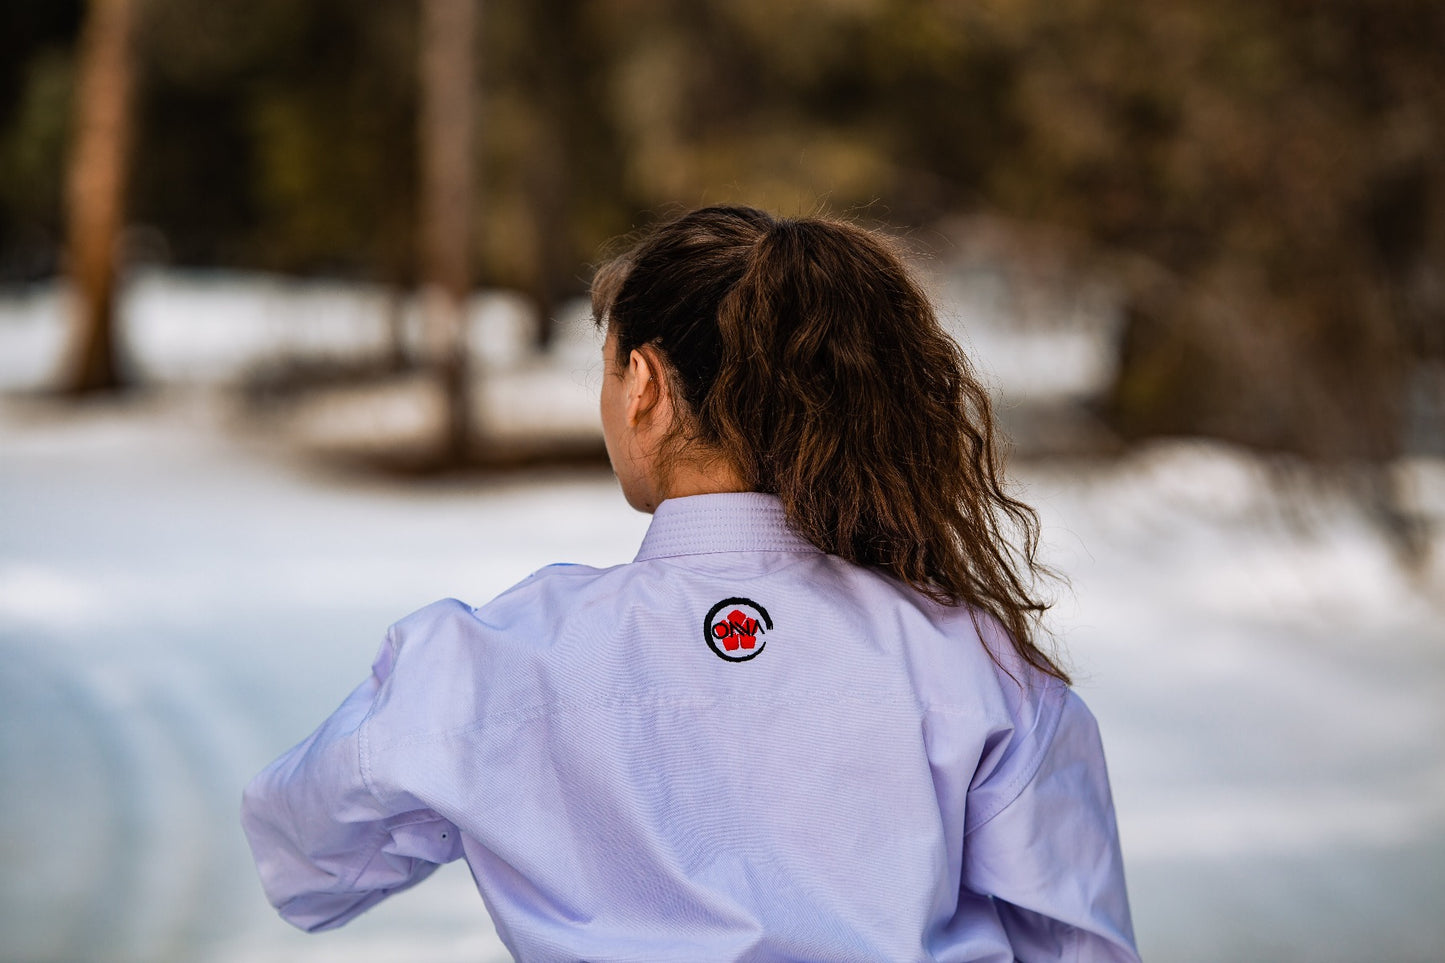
[419,0,477,462]
[63,0,137,394]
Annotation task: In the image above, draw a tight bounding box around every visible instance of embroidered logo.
[703,597,773,662]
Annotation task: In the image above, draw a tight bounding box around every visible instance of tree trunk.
[419,0,477,463]
[63,0,137,395]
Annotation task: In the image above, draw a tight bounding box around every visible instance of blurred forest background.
[2,0,1443,507]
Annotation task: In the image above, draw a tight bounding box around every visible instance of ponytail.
[595,207,1067,683]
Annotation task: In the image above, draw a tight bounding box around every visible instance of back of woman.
[242,206,1139,962]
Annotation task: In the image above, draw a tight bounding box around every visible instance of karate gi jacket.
[242,492,1139,962]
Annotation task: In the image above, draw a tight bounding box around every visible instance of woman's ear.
[625,346,669,428]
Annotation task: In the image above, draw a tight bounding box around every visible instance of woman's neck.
[655,454,750,506]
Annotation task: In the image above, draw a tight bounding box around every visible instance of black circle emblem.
[704,597,773,662]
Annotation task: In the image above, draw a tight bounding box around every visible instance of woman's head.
[593,206,1067,682]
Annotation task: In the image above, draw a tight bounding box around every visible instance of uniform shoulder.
[383,561,630,655]
[478,561,629,617]
[874,584,1062,707]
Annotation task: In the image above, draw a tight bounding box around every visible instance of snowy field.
[2,274,1444,962]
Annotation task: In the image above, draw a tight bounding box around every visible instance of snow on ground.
[1025,450,1445,962]
[2,274,1443,962]
[0,266,1115,404]
[0,271,599,392]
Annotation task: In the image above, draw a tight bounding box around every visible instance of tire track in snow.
[0,636,267,962]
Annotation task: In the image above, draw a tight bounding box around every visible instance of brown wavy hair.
[593,206,1067,684]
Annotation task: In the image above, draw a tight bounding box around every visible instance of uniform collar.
[633,492,820,561]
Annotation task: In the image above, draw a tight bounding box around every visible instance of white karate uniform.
[242,492,1139,962]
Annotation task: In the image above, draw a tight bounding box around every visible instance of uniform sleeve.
[240,627,464,932]
[962,688,1140,962]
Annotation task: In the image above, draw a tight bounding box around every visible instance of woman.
[242,206,1139,961]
